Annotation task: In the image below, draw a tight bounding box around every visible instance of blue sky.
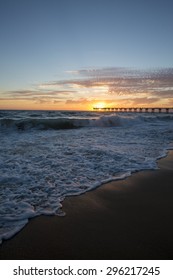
[0,0,173,109]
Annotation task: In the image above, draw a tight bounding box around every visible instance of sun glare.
[94,102,106,109]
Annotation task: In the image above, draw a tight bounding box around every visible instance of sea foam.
[0,110,173,243]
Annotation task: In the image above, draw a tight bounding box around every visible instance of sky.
[0,0,173,110]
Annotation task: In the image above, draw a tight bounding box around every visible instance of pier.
[93,107,173,113]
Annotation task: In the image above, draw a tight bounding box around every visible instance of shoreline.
[0,151,173,260]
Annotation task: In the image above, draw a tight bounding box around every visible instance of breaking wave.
[0,110,173,244]
[1,113,173,131]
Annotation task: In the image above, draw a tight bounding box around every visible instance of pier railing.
[93,107,173,113]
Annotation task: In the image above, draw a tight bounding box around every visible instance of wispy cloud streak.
[1,67,173,108]
[42,67,173,99]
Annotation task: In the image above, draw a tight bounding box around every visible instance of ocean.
[0,110,173,244]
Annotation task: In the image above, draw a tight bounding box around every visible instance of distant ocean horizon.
[0,109,173,244]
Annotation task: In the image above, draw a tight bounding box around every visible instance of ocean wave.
[0,117,77,130]
[0,110,173,243]
[1,113,173,131]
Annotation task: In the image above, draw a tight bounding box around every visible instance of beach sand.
[0,151,173,260]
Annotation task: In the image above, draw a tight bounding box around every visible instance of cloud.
[1,89,75,103]
[65,98,89,105]
[1,67,173,108]
[151,90,173,98]
[42,67,173,99]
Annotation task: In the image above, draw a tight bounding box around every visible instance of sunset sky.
[0,0,173,110]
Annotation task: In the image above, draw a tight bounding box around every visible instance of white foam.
[0,110,173,243]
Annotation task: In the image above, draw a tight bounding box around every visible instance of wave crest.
[0,113,173,131]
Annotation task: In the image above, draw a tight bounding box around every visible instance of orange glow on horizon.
[0,97,172,111]
[0,99,93,111]
[93,102,106,109]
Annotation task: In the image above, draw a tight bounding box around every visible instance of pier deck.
[93,107,173,113]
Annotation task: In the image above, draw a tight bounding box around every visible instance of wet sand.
[0,151,173,260]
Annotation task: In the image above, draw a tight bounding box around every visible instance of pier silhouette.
[93,107,173,113]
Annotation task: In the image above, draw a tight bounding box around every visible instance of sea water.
[0,110,173,243]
